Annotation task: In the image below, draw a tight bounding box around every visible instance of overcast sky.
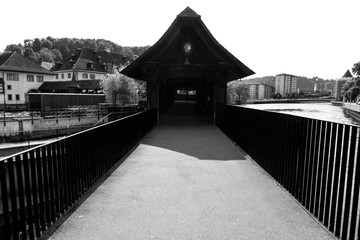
[1,0,359,80]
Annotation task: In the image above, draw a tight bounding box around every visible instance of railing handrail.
[0,108,157,239]
[216,103,360,239]
[235,104,360,128]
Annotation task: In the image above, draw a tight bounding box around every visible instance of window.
[90,74,95,80]
[7,73,19,81]
[56,74,59,79]
[37,76,44,82]
[7,85,12,90]
[68,73,71,78]
[8,94,12,101]
[82,73,88,79]
[27,75,34,82]
[15,94,20,101]
[61,74,64,79]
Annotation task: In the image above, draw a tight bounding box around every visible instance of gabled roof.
[177,6,200,18]
[121,7,254,82]
[0,52,56,75]
[38,80,101,92]
[342,69,353,78]
[52,47,127,73]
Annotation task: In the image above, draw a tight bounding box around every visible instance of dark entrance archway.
[122,7,254,122]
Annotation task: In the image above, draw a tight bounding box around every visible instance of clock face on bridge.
[183,42,192,55]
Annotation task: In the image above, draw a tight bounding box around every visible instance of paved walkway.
[49,112,335,240]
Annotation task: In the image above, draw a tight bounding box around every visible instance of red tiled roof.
[52,47,126,73]
[0,52,56,75]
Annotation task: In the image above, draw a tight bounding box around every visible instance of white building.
[247,83,274,100]
[42,47,127,93]
[275,73,297,95]
[0,52,56,107]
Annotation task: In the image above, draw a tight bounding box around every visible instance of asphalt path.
[49,113,336,240]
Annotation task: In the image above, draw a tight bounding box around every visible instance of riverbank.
[246,98,333,104]
[241,102,360,125]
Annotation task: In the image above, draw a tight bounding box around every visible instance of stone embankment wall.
[343,102,360,122]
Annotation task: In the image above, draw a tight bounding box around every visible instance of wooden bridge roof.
[121,7,254,82]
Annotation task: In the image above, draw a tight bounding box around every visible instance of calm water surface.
[241,103,360,126]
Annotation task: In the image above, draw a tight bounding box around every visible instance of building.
[244,79,274,100]
[41,47,127,93]
[334,70,353,101]
[0,52,56,108]
[275,73,297,95]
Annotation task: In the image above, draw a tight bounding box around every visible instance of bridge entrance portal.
[121,7,254,122]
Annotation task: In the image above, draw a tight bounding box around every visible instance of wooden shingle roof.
[121,7,254,82]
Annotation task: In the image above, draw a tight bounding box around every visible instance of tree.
[41,39,52,50]
[341,78,360,102]
[353,61,360,77]
[270,93,282,99]
[123,47,135,62]
[227,81,249,104]
[39,48,54,63]
[5,44,23,54]
[51,49,63,62]
[100,69,139,106]
[23,47,34,58]
[32,38,41,52]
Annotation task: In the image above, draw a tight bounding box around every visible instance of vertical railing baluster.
[319,121,331,223]
[51,143,61,217]
[8,157,20,240]
[30,150,41,237]
[35,147,46,232]
[23,152,35,240]
[41,146,51,225]
[324,123,337,227]
[0,160,11,240]
[340,126,357,239]
[14,155,27,238]
[349,129,360,239]
[335,125,350,237]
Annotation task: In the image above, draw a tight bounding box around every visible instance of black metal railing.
[0,108,157,240]
[216,104,360,240]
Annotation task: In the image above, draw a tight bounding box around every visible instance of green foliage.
[227,81,250,104]
[100,69,140,106]
[39,48,54,63]
[341,78,360,102]
[3,37,151,65]
[353,62,360,77]
[5,44,23,54]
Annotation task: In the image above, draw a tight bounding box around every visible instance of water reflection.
[241,103,360,126]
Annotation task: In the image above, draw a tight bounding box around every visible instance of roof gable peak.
[177,7,200,18]
[342,69,353,78]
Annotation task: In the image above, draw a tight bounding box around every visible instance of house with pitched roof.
[40,47,127,93]
[0,52,56,108]
[334,70,353,101]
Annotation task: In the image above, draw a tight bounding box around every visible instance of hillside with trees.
[2,37,151,64]
[243,75,335,92]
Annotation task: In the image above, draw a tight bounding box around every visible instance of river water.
[241,103,360,126]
